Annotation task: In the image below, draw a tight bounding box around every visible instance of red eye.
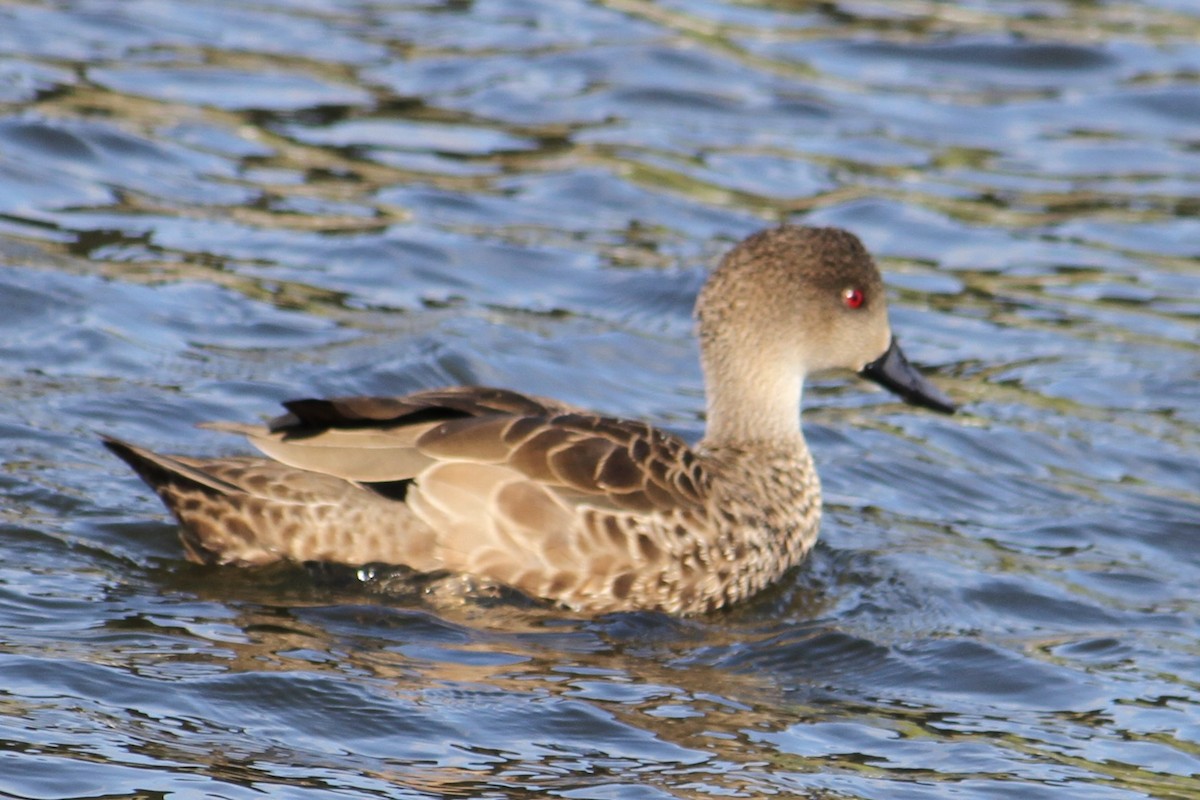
[842,287,865,309]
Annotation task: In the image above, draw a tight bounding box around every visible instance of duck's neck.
[699,351,806,447]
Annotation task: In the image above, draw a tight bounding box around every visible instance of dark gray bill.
[859,338,956,414]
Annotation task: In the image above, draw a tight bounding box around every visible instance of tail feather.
[102,436,424,568]
[102,436,244,497]
[102,438,288,563]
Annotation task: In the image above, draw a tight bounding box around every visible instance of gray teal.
[104,225,956,614]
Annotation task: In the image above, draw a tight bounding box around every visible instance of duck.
[104,225,955,614]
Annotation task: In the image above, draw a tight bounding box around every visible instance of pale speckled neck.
[698,343,806,447]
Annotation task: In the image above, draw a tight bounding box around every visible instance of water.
[1,0,1198,797]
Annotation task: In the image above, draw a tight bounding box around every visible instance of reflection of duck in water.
[105,226,955,614]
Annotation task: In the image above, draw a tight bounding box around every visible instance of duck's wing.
[416,410,710,515]
[202,386,578,484]
[206,386,710,516]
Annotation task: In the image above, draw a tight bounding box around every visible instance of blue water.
[1,1,1198,797]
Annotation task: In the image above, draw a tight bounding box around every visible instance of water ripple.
[0,0,1197,797]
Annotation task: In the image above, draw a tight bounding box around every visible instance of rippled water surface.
[1,0,1198,797]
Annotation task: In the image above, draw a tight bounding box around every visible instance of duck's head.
[696,225,954,442]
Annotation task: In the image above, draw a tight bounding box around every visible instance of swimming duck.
[105,225,955,614]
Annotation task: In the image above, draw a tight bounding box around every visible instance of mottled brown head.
[695,226,950,444]
[697,225,891,377]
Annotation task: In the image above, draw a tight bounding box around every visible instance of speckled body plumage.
[106,225,954,614]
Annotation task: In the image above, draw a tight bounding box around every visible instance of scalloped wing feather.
[415,411,711,517]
